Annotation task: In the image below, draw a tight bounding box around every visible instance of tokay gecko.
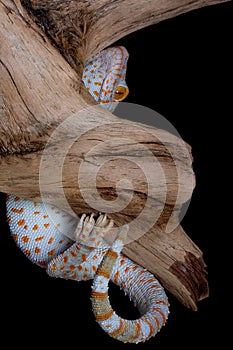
[6,46,169,343]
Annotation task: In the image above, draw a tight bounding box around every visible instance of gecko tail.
[91,225,170,343]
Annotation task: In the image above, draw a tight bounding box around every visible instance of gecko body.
[5,47,169,343]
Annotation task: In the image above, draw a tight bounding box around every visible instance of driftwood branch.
[1,0,227,309]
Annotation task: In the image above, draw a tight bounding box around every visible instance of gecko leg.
[46,213,113,281]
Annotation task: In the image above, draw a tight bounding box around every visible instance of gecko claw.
[96,213,107,226]
[104,219,114,232]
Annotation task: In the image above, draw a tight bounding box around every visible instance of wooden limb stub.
[1,0,226,310]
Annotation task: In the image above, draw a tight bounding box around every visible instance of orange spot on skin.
[78,265,82,271]
[93,90,99,97]
[103,89,112,96]
[156,300,169,305]
[48,237,54,244]
[124,266,129,273]
[109,319,123,337]
[92,265,97,272]
[14,197,20,202]
[83,274,88,280]
[5,195,10,202]
[24,225,28,230]
[107,250,118,259]
[43,215,49,219]
[34,211,41,215]
[56,223,61,228]
[91,291,107,299]
[17,219,25,226]
[35,247,40,254]
[70,250,77,257]
[147,278,155,284]
[94,82,101,86]
[63,256,68,263]
[114,271,120,284]
[51,263,57,270]
[22,235,29,243]
[69,265,75,270]
[55,211,60,214]
[11,207,24,214]
[90,69,95,74]
[81,254,86,262]
[33,202,38,207]
[120,258,125,265]
[99,99,110,104]
[13,234,18,241]
[71,273,77,279]
[7,215,12,223]
[135,321,141,339]
[38,261,46,267]
[120,281,125,289]
[153,315,161,329]
[44,223,50,229]
[153,307,167,325]
[48,249,56,256]
[59,240,64,244]
[87,79,91,84]
[32,224,38,230]
[95,310,113,322]
[132,265,139,271]
[24,249,31,256]
[35,236,44,242]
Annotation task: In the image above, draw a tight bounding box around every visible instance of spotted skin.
[5,47,169,343]
[46,217,169,343]
[82,46,129,111]
[6,194,76,266]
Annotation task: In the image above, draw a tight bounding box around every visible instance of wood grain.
[1,0,227,309]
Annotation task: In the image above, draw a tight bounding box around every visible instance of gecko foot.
[75,213,114,249]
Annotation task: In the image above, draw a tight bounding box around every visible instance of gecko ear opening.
[114,85,129,101]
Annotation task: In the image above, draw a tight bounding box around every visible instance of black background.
[0,2,231,348]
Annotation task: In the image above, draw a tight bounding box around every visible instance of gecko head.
[82,46,129,112]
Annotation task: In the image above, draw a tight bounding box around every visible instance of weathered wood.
[1,0,227,309]
[20,0,229,75]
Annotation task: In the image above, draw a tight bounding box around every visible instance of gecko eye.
[114,85,129,101]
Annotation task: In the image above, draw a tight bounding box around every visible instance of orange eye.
[114,85,129,101]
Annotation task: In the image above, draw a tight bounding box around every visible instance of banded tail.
[91,225,169,343]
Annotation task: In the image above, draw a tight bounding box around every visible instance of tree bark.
[1,0,227,309]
